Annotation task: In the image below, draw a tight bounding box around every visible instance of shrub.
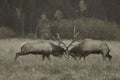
[39,22,51,40]
[0,27,16,38]
[54,10,63,20]
[51,18,120,40]
[26,33,35,39]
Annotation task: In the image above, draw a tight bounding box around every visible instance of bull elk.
[60,27,112,61]
[69,39,112,61]
[15,35,67,62]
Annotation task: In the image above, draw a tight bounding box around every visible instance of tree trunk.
[21,13,25,37]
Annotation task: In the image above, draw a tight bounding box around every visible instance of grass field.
[0,38,120,80]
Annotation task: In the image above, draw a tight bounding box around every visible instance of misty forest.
[0,0,120,40]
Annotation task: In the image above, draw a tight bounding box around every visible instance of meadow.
[0,38,120,80]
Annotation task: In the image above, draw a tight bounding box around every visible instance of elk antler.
[66,26,79,50]
[51,32,67,49]
[56,33,67,48]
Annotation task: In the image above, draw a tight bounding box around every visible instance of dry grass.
[0,38,120,80]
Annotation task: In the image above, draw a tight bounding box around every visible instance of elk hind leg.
[15,52,29,61]
[42,55,46,64]
[15,52,21,61]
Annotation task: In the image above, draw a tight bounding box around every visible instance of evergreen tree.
[39,14,51,39]
[54,10,63,20]
[79,0,87,18]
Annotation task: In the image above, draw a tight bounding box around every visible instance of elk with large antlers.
[69,39,112,61]
[62,27,112,61]
[15,34,67,63]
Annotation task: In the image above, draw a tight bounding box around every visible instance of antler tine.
[74,26,76,36]
[51,36,56,40]
[74,32,79,40]
[56,33,67,48]
[56,33,62,46]
[67,26,79,49]
[56,33,61,41]
[73,26,79,39]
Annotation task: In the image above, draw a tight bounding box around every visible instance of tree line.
[0,0,120,40]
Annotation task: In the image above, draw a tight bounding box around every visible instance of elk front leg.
[47,55,53,66]
[101,53,106,61]
[42,55,46,64]
[106,54,112,61]
[46,55,51,62]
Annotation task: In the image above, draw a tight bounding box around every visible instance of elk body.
[69,39,112,61]
[15,42,66,62]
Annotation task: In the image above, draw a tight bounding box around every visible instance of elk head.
[52,26,80,58]
[65,26,80,57]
